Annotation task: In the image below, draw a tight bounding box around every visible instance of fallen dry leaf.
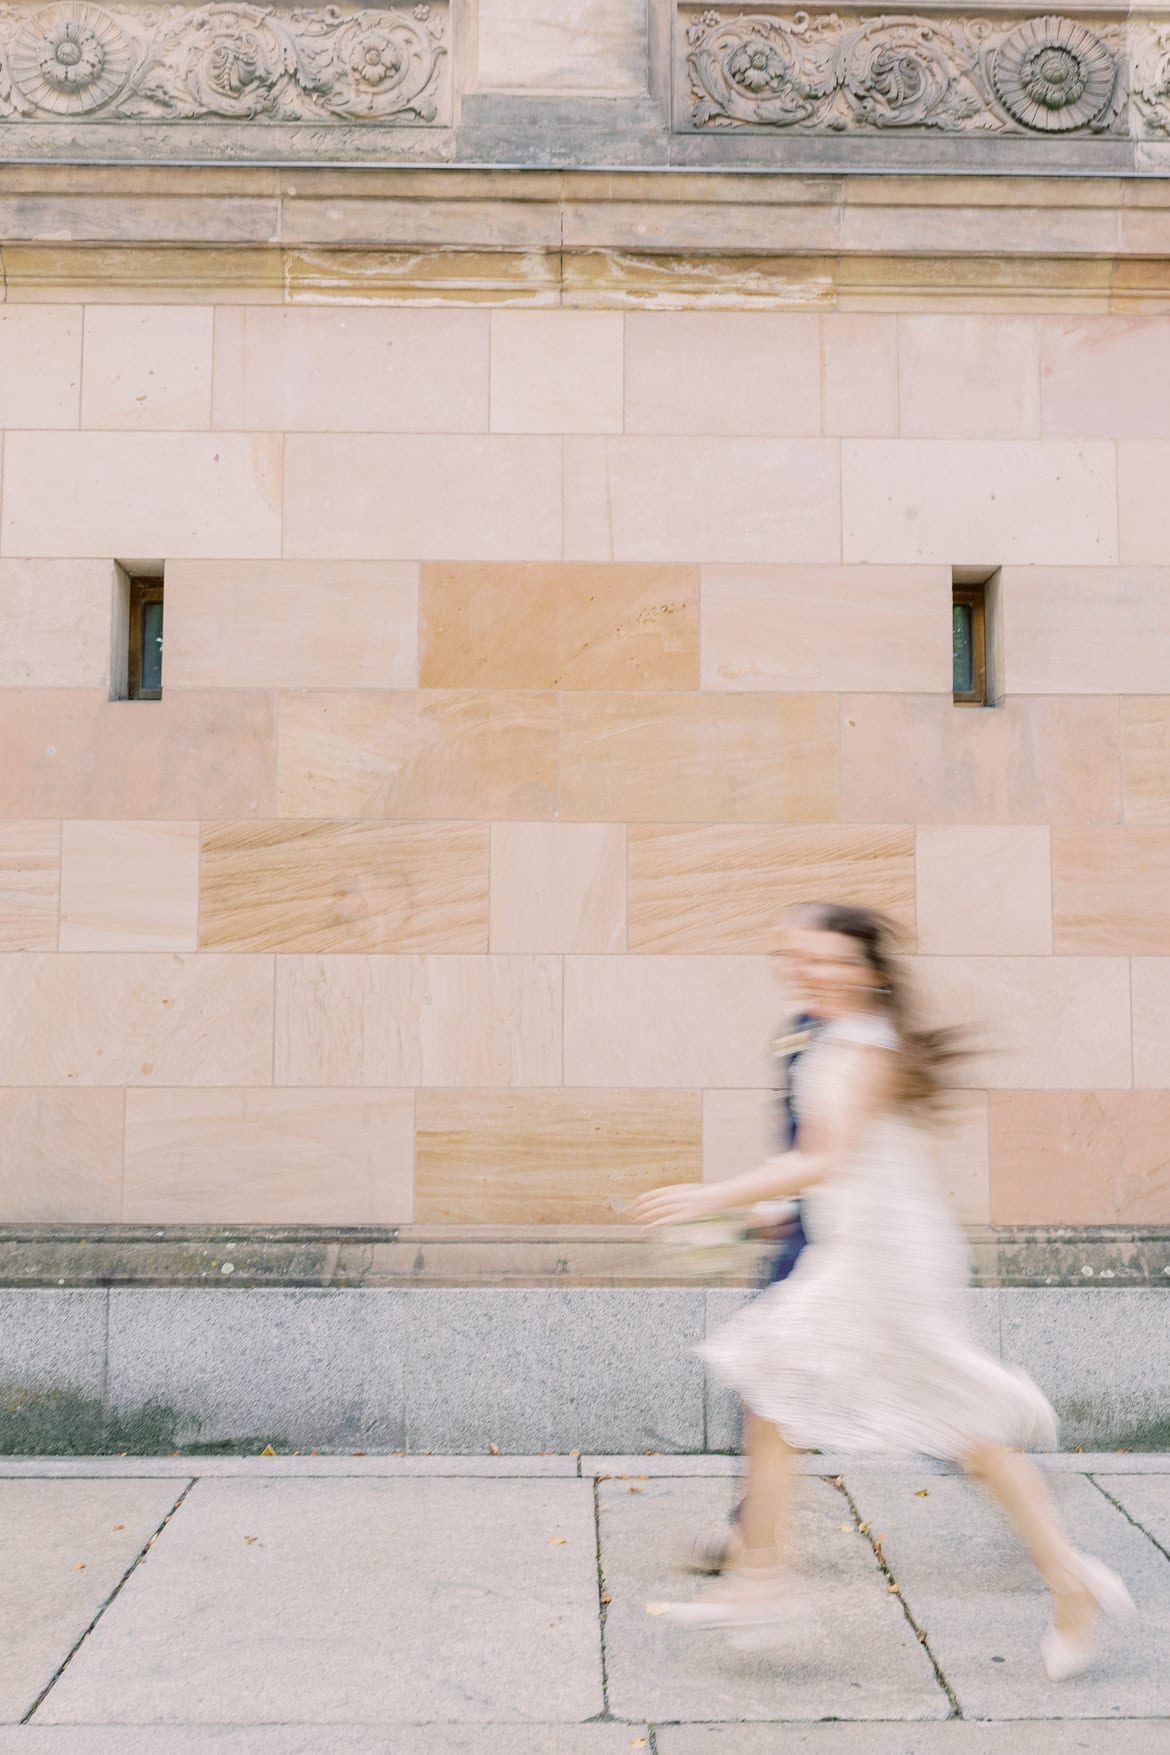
[569,1449,581,1458]
[918,1630,928,1643]
[489,1443,500,1456]
[74,1563,86,1571]
[244,1536,259,1544]
[548,1536,567,1545]
[351,1451,367,1457]
[112,1524,125,1532]
[859,1522,871,1534]
[259,1445,276,1457]
[628,1486,642,1494]
[831,1475,844,1487]
[600,1592,612,1605]
[835,1523,853,1533]
[914,1489,930,1498]
[630,1741,648,1749]
[888,1583,900,1594]
[596,1473,612,1483]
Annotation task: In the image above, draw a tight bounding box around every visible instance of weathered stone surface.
[0,1290,106,1454]
[1001,1288,1170,1447]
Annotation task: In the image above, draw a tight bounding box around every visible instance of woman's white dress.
[701,1013,1058,1460]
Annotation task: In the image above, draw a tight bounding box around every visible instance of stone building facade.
[0,0,1167,1449]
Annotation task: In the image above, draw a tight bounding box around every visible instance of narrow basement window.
[113,566,165,701]
[952,577,988,706]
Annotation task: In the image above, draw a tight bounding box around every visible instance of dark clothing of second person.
[764,1012,820,1285]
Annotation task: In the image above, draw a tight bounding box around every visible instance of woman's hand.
[630,1182,730,1228]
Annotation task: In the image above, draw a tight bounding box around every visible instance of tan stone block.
[0,306,80,426]
[0,560,117,688]
[490,823,625,953]
[0,433,282,559]
[1052,827,1170,954]
[284,247,560,309]
[1004,568,1170,694]
[81,307,212,430]
[989,1093,1170,1224]
[933,1091,991,1228]
[0,953,274,1085]
[419,562,697,690]
[201,820,489,953]
[277,690,557,820]
[1041,318,1170,438]
[841,695,1120,825]
[820,314,898,437]
[0,823,60,952]
[60,821,199,953]
[2,244,285,306]
[701,564,948,693]
[1109,260,1170,315]
[624,313,820,436]
[1118,443,1170,565]
[283,435,561,561]
[628,825,913,953]
[490,312,622,434]
[561,693,840,824]
[1133,958,1170,1088]
[916,827,1052,956]
[702,1089,774,1181]
[476,0,647,94]
[123,1088,414,1224]
[166,562,418,691]
[913,955,1130,1089]
[1123,698,1170,824]
[212,307,488,432]
[898,316,1040,438]
[0,691,276,819]
[275,954,562,1086]
[415,1089,698,1224]
[564,955,782,1088]
[0,1090,123,1222]
[562,251,837,313]
[842,440,1117,565]
[564,437,840,563]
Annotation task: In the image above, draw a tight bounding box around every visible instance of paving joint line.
[20,1478,198,1725]
[592,1473,612,1720]
[1087,1472,1170,1565]
[830,1472,963,1721]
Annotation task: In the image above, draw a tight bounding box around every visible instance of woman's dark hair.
[794,902,966,1107]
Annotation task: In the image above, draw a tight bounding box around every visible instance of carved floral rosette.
[681,6,1132,134]
[0,0,448,121]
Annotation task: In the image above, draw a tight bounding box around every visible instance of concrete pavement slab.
[599,1475,948,1724]
[656,1724,1170,1752]
[845,1470,1170,1719]
[34,1477,603,1725]
[0,1479,188,1724]
[1092,1475,1170,1555]
[0,1728,644,1754]
[0,1456,580,1478]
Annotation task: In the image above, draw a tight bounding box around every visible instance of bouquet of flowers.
[658,1207,767,1280]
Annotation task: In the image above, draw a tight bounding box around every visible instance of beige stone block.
[419,562,697,691]
[916,827,1052,956]
[564,955,782,1088]
[1133,958,1170,1088]
[624,313,820,436]
[989,1093,1170,1225]
[898,316,1040,438]
[835,253,1113,318]
[490,312,622,434]
[81,307,212,430]
[1110,259,1170,315]
[166,562,419,690]
[1003,567,1170,694]
[282,435,561,561]
[702,1089,775,1182]
[913,956,1130,1090]
[0,823,60,952]
[123,1088,414,1224]
[820,314,898,437]
[0,1090,123,1222]
[476,0,647,94]
[629,825,913,953]
[561,693,840,824]
[0,306,80,427]
[275,954,562,1086]
[1052,827,1170,954]
[1123,698,1170,824]
[1118,443,1170,565]
[0,560,117,688]
[284,245,560,310]
[0,953,274,1086]
[841,695,1120,825]
[201,820,489,954]
[701,564,948,693]
[564,437,841,563]
[415,1089,698,1223]
[277,690,557,820]
[212,307,488,432]
[0,690,276,819]
[1041,317,1170,438]
[0,433,282,559]
[60,821,199,953]
[2,243,285,306]
[562,250,837,313]
[491,823,625,953]
[842,440,1117,565]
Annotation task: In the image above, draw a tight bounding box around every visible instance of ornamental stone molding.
[0,0,449,124]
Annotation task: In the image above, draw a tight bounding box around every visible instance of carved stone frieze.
[0,0,449,122]
[679,6,1140,135]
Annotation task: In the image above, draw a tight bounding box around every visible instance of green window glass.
[141,597,164,695]
[952,601,974,697]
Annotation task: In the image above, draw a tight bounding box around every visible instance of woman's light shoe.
[647,1568,802,1650]
[674,1526,734,1576]
[1040,1553,1135,1682]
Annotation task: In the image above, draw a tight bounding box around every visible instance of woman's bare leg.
[962,1441,1090,1634]
[730,1412,795,1571]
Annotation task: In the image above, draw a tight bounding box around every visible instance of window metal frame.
[127,576,164,701]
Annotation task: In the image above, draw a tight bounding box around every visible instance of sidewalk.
[1,1452,1168,1754]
